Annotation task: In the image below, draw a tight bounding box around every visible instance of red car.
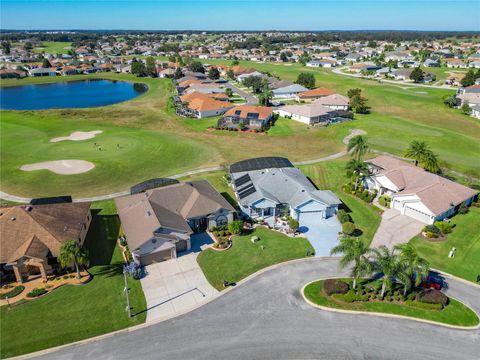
[421,276,443,290]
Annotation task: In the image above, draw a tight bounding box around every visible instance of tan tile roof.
[224,105,273,121]
[0,203,91,263]
[368,156,478,215]
[297,87,336,99]
[115,181,235,251]
[180,92,233,112]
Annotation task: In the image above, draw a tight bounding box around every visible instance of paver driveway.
[139,233,218,323]
[371,208,424,248]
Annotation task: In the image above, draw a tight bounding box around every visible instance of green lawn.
[304,279,479,327]
[197,227,314,290]
[410,207,480,283]
[33,41,72,54]
[0,201,147,359]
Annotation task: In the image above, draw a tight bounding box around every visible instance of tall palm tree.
[370,246,404,298]
[394,243,430,295]
[58,240,89,279]
[404,140,429,166]
[345,159,368,191]
[347,135,369,161]
[421,150,440,173]
[330,236,372,290]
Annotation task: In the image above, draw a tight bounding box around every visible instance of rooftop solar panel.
[238,186,257,199]
[237,184,255,197]
[234,173,251,187]
[230,157,294,173]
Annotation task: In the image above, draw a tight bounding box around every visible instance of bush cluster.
[26,287,47,298]
[416,289,449,308]
[423,224,441,238]
[335,290,369,303]
[337,209,351,224]
[434,221,454,235]
[323,279,349,296]
[0,285,25,299]
[378,195,391,207]
[342,222,356,235]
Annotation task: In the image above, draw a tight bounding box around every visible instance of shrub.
[323,279,349,296]
[124,262,142,280]
[337,209,351,224]
[434,221,454,235]
[458,203,469,214]
[342,222,356,235]
[416,289,449,308]
[119,237,127,247]
[0,285,25,299]
[423,224,440,235]
[288,218,300,232]
[228,220,243,235]
[378,195,391,207]
[26,287,47,298]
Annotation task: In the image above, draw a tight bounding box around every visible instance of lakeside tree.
[145,56,156,76]
[42,58,52,68]
[410,67,424,83]
[208,66,220,80]
[58,240,89,279]
[295,72,315,89]
[330,236,372,290]
[131,58,147,77]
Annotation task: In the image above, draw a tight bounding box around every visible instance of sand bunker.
[21,160,95,175]
[50,130,102,143]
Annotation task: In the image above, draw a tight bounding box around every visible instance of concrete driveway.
[371,208,424,249]
[139,233,218,323]
[299,216,341,256]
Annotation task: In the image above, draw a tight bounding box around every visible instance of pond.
[0,79,148,110]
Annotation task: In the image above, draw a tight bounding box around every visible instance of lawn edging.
[431,268,480,289]
[301,278,480,331]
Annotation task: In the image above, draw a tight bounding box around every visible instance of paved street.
[371,208,425,248]
[223,82,258,104]
[34,258,480,360]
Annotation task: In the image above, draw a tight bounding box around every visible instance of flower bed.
[210,225,233,250]
[303,278,479,327]
[0,285,25,300]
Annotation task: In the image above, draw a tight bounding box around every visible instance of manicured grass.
[0,200,147,358]
[33,41,72,54]
[304,279,479,327]
[410,207,480,283]
[197,227,314,290]
[299,160,382,246]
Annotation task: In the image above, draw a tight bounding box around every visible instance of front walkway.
[370,208,424,249]
[139,233,218,323]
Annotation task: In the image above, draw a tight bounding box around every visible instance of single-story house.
[390,68,413,81]
[295,87,336,102]
[364,155,478,224]
[115,181,236,265]
[179,92,234,118]
[158,68,175,78]
[237,71,265,82]
[0,202,92,283]
[313,94,349,110]
[272,84,309,99]
[28,68,56,77]
[230,157,341,222]
[219,105,273,130]
[445,58,467,68]
[275,102,336,126]
[0,69,26,79]
[424,58,440,67]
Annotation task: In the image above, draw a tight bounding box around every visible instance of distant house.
[179,92,234,118]
[275,102,337,126]
[345,53,363,62]
[306,59,337,68]
[219,105,273,130]
[0,69,26,79]
[28,68,56,77]
[295,87,336,102]
[391,68,413,81]
[375,67,391,76]
[445,58,467,68]
[115,181,235,265]
[158,68,175,78]
[313,94,350,110]
[364,156,478,224]
[424,58,440,67]
[272,84,309,99]
[237,71,265,82]
[0,203,92,283]
[230,157,341,222]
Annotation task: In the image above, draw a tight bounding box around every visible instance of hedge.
[0,285,25,299]
[26,288,47,298]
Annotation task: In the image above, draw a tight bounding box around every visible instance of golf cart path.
[0,130,365,203]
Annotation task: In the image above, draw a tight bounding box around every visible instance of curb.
[300,279,480,331]
[431,268,480,289]
[6,256,336,360]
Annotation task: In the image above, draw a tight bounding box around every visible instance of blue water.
[0,79,148,110]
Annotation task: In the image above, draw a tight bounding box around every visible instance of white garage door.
[392,200,403,211]
[298,211,324,224]
[404,206,431,224]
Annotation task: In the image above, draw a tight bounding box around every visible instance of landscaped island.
[303,278,479,328]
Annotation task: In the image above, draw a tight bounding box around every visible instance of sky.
[1,0,479,31]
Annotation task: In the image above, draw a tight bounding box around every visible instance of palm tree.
[370,246,405,299]
[330,236,372,290]
[58,240,89,279]
[258,83,273,106]
[347,135,369,161]
[404,140,429,166]
[345,159,368,191]
[421,150,440,173]
[394,244,430,295]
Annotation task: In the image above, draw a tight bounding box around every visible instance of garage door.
[392,200,403,211]
[140,249,172,265]
[404,206,431,224]
[298,211,324,224]
[176,239,188,253]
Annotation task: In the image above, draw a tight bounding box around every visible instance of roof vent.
[10,217,16,221]
[147,211,152,216]
[63,226,68,231]
[302,190,305,192]
[25,206,32,212]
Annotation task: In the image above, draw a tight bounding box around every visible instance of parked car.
[421,273,444,290]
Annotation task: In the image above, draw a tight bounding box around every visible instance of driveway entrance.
[139,233,218,323]
[299,215,341,256]
[371,208,424,249]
